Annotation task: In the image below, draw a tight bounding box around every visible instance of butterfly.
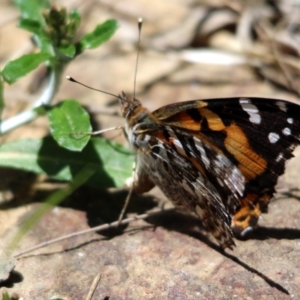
[119,94,300,249]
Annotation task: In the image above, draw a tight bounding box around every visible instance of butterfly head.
[118,91,143,119]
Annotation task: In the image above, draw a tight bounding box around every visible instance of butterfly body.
[119,94,300,249]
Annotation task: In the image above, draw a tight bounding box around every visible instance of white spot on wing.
[193,137,210,167]
[276,101,287,112]
[268,132,280,143]
[239,99,261,124]
[168,130,187,157]
[172,138,187,157]
[214,154,224,169]
[282,127,291,135]
[275,153,283,162]
[217,177,224,187]
[287,118,293,124]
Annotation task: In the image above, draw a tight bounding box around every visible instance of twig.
[14,207,175,258]
[85,273,102,300]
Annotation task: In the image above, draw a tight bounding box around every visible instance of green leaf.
[18,18,42,33]
[78,19,118,51]
[0,136,134,188]
[59,44,76,58]
[2,53,52,84]
[48,100,92,151]
[18,19,52,54]
[13,0,50,24]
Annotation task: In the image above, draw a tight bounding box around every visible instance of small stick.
[85,273,102,300]
[14,207,175,258]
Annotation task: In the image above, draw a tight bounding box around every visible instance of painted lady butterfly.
[120,94,300,249]
[69,20,300,250]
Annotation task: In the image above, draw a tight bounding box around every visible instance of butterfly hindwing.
[134,127,236,248]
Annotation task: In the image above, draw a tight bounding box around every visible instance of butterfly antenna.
[133,18,143,100]
[66,76,119,99]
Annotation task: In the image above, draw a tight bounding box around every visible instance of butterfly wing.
[133,124,245,248]
[153,97,300,234]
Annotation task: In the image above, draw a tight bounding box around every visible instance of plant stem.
[0,66,61,134]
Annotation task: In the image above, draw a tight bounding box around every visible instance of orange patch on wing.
[166,111,202,131]
[224,124,267,180]
[201,108,226,131]
[167,107,227,131]
[154,130,171,145]
[232,193,272,233]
